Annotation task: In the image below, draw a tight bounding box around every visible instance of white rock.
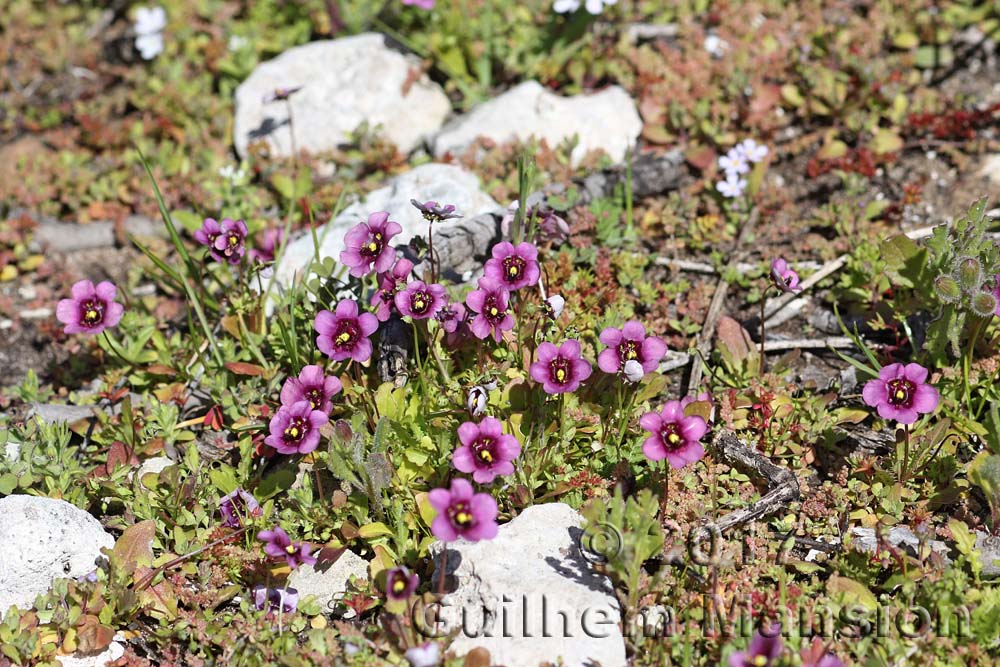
[432,81,642,165]
[975,530,1000,577]
[287,549,368,616]
[429,503,626,667]
[57,641,125,667]
[132,457,174,487]
[980,154,1000,186]
[234,34,451,158]
[0,496,114,616]
[273,163,499,288]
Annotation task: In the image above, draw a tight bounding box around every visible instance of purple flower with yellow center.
[252,584,299,613]
[340,211,402,278]
[639,400,707,468]
[280,365,342,414]
[728,625,783,667]
[219,488,262,528]
[484,241,541,291]
[315,299,379,362]
[265,400,328,455]
[861,362,939,425]
[395,280,447,320]
[411,199,461,223]
[770,257,802,293]
[249,227,284,263]
[453,417,521,484]
[384,566,419,602]
[196,217,247,265]
[597,321,667,376]
[56,280,125,335]
[529,340,593,394]
[371,258,414,322]
[257,526,317,570]
[428,478,498,542]
[466,277,514,342]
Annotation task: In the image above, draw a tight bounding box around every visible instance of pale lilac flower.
[717,172,747,198]
[252,585,299,613]
[719,148,750,176]
[405,642,441,667]
[737,139,769,163]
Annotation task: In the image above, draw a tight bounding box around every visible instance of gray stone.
[432,80,642,166]
[234,34,451,158]
[29,403,94,424]
[429,503,626,667]
[287,548,368,616]
[32,216,161,253]
[273,163,499,288]
[850,526,950,562]
[975,530,1000,577]
[0,496,114,616]
[56,641,125,667]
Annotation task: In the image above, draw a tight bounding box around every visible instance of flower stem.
[101,331,132,366]
[759,288,769,378]
[660,463,671,520]
[963,316,985,414]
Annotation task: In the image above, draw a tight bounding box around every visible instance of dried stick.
[764,254,848,321]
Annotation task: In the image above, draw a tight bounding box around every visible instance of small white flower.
[703,34,728,58]
[228,34,250,52]
[553,0,580,12]
[135,33,164,60]
[716,172,747,199]
[134,6,166,35]
[405,642,440,667]
[737,139,769,163]
[584,0,617,14]
[719,148,749,176]
[623,360,644,383]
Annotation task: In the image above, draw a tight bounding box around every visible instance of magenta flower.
[770,257,802,293]
[265,400,329,455]
[395,280,447,320]
[371,258,414,322]
[385,566,419,602]
[252,584,299,613]
[56,280,125,335]
[484,242,541,291]
[437,302,470,346]
[428,478,498,543]
[257,526,317,570]
[280,365,342,414]
[597,321,668,376]
[195,217,247,265]
[315,299,379,362]
[411,199,461,222]
[453,417,521,484]
[529,340,593,394]
[249,227,284,263]
[639,400,707,468]
[500,204,569,244]
[800,639,843,667]
[402,0,435,8]
[466,277,514,342]
[219,488,262,529]
[861,362,939,425]
[340,212,402,278]
[728,625,783,667]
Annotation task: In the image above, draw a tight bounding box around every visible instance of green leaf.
[827,575,878,610]
[915,45,954,69]
[892,32,920,49]
[357,522,393,539]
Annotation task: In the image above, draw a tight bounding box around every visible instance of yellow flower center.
[555,368,566,381]
[368,242,379,253]
[489,307,499,316]
[392,579,406,593]
[337,332,352,344]
[285,544,297,554]
[455,511,472,525]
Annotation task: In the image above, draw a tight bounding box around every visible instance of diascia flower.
[219,488,262,529]
[428,479,498,542]
[466,277,514,342]
[861,362,939,425]
[315,299,379,362]
[411,199,461,222]
[252,584,298,614]
[249,227,283,263]
[770,257,802,293]
[265,400,328,454]
[56,280,125,335]
[257,526,317,569]
[483,241,540,291]
[728,625,783,667]
[640,400,708,468]
[395,281,447,320]
[195,217,247,265]
[597,321,667,376]
[280,365,342,414]
[384,566,419,602]
[530,340,593,394]
[340,212,402,277]
[453,417,521,484]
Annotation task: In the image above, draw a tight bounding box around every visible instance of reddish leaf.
[75,615,115,654]
[112,519,156,576]
[225,362,266,376]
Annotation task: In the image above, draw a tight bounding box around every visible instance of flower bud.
[623,360,644,383]
[955,256,983,291]
[467,385,488,418]
[544,295,565,320]
[933,275,961,303]
[971,291,998,318]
